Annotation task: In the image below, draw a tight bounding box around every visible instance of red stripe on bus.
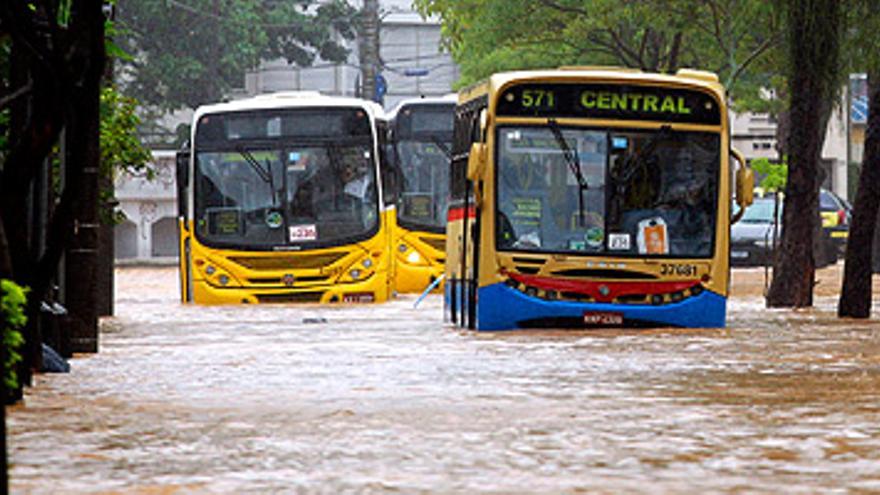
[447,206,477,222]
[507,272,700,303]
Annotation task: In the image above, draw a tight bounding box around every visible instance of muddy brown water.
[7,264,880,494]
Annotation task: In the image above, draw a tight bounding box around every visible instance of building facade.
[240,0,458,109]
[114,150,178,263]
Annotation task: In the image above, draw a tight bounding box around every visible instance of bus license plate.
[583,311,623,326]
[731,250,748,258]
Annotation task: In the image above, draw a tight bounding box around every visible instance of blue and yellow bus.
[386,95,456,293]
[176,92,394,304]
[446,68,753,330]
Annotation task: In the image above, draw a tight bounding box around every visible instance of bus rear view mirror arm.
[732,148,754,224]
[467,142,487,181]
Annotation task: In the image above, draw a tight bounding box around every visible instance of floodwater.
[7,265,880,494]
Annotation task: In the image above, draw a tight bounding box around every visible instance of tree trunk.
[838,73,880,317]
[766,0,841,308]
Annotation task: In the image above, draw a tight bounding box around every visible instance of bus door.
[176,145,193,302]
[449,102,486,328]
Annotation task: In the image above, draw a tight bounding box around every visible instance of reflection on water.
[8,266,880,493]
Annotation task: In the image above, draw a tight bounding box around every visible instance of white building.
[731,102,854,200]
[114,150,178,263]
[240,0,458,109]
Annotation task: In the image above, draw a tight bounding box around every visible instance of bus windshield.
[194,142,378,248]
[496,126,719,257]
[392,103,453,232]
[396,139,450,230]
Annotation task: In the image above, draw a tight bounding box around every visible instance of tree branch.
[0,82,32,111]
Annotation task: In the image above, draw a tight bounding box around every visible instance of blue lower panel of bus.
[472,282,727,330]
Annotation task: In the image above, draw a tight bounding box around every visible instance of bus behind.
[387,95,456,293]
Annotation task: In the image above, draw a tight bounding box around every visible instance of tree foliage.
[751,157,788,193]
[1,279,26,391]
[100,86,153,180]
[117,0,358,111]
[415,0,781,101]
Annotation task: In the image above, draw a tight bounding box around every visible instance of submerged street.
[7,266,880,493]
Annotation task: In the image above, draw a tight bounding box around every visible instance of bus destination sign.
[496,83,721,125]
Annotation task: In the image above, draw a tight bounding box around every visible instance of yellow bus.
[176,92,394,304]
[446,68,753,330]
[386,95,456,293]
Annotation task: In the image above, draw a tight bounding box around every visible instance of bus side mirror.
[176,149,190,189]
[732,148,754,223]
[176,148,191,225]
[467,142,486,181]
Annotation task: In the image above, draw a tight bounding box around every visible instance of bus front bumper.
[191,274,390,305]
[470,282,727,330]
[394,261,444,294]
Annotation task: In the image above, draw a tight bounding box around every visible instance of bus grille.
[228,252,348,270]
[515,265,541,275]
[247,275,331,286]
[256,292,324,303]
[507,277,703,305]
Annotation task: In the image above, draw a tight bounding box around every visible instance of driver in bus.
[336,148,377,228]
[498,154,552,249]
[290,151,330,220]
[341,158,371,201]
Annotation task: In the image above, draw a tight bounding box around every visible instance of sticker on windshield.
[608,233,631,250]
[637,217,668,254]
[585,227,604,247]
[289,224,317,242]
[266,211,283,229]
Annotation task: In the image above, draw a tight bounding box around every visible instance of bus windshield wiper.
[428,134,452,161]
[235,146,278,207]
[547,119,589,227]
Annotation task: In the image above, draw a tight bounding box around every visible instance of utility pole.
[64,2,107,353]
[359,0,380,102]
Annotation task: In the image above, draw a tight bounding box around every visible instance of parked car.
[731,196,837,268]
[731,198,782,267]
[819,188,850,255]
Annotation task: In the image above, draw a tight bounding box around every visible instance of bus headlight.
[406,251,422,264]
[349,268,362,280]
[362,258,373,269]
[398,243,408,253]
[198,259,239,287]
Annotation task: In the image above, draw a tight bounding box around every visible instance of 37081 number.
[660,263,697,276]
